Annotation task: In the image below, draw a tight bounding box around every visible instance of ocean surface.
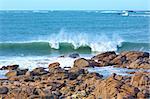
[0,10,150,76]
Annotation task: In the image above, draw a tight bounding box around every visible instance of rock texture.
[74,58,90,68]
[0,51,149,99]
[90,51,150,69]
[111,51,150,68]
[91,51,117,66]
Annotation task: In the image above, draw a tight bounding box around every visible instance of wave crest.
[1,29,149,56]
[48,29,123,52]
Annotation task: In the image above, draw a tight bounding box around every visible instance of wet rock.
[1,51,150,99]
[17,69,28,75]
[111,51,150,68]
[74,58,90,68]
[92,51,117,66]
[31,67,49,76]
[69,53,80,58]
[87,59,101,67]
[5,70,17,78]
[68,68,88,80]
[0,65,19,70]
[0,87,9,94]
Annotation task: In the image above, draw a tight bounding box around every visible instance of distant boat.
[122,11,129,16]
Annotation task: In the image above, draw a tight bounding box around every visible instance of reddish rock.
[48,62,60,69]
[1,51,150,99]
[92,74,140,99]
[111,51,150,68]
[91,51,117,66]
[5,70,17,78]
[31,67,48,76]
[130,72,150,88]
[128,58,150,69]
[74,58,90,68]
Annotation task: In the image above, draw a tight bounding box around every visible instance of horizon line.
[0,9,150,11]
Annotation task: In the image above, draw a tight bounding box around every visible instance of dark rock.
[0,87,9,94]
[68,69,88,80]
[17,69,28,75]
[143,52,149,58]
[91,51,117,66]
[88,72,103,79]
[68,73,78,80]
[0,65,19,70]
[69,53,80,58]
[31,67,49,76]
[88,60,100,67]
[24,76,35,82]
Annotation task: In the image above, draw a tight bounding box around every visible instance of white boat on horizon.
[122,11,129,16]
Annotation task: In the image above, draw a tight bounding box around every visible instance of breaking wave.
[0,30,149,56]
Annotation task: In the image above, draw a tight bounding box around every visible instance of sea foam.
[48,29,123,52]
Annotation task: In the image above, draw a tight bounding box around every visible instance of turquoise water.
[0,10,150,56]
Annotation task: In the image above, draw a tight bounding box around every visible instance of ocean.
[0,10,150,77]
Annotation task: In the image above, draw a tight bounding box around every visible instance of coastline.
[0,51,149,98]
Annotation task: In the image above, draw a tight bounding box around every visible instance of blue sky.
[0,0,149,10]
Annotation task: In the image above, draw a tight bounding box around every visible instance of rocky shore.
[0,51,149,99]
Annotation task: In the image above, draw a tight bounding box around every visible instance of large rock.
[111,51,150,68]
[91,51,117,66]
[31,67,49,76]
[74,58,90,68]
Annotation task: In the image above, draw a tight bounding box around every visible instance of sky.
[0,0,149,10]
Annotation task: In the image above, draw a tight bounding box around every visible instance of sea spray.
[48,29,124,52]
[0,29,149,56]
